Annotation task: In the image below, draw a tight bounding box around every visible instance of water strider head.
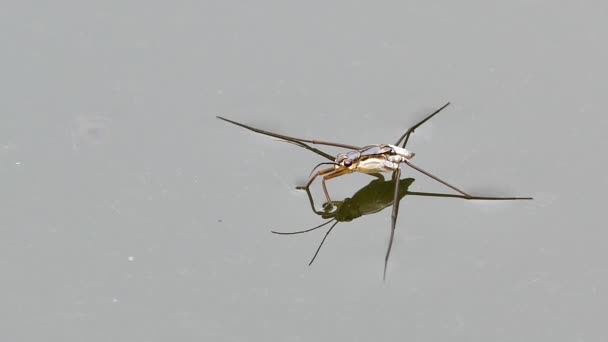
[335,150,361,168]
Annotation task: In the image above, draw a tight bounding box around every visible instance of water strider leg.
[319,167,356,208]
[394,102,451,148]
[383,167,402,281]
[403,159,473,198]
[275,139,335,161]
[296,166,335,191]
[217,116,362,150]
[297,167,353,209]
[321,178,333,205]
[301,186,329,214]
[407,191,533,200]
[308,220,339,266]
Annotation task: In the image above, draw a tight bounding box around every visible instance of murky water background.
[2,2,606,341]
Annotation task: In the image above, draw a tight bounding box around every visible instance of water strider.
[217,102,532,280]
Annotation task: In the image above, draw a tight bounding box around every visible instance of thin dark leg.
[384,168,402,281]
[403,160,472,198]
[394,102,451,148]
[271,218,337,235]
[309,220,339,266]
[217,116,362,150]
[303,186,329,214]
[276,139,335,161]
[306,162,338,179]
[296,165,340,191]
[299,167,351,211]
[296,170,323,191]
[391,169,400,181]
[321,177,333,205]
[407,191,533,200]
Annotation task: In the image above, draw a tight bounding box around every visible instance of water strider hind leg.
[401,159,473,197]
[402,160,533,199]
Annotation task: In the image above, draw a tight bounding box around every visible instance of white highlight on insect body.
[384,161,399,170]
[387,144,415,159]
[356,157,395,173]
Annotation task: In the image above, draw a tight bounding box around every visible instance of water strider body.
[217,102,532,280]
[299,143,416,206]
[337,144,416,174]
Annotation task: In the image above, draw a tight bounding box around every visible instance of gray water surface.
[2,2,606,341]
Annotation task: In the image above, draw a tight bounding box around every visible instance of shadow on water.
[271,175,527,268]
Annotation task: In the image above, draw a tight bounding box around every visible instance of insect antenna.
[308,220,339,266]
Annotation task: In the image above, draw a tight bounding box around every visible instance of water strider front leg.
[295,166,336,191]
[319,167,356,209]
[295,169,333,210]
[321,177,333,207]
[297,166,354,209]
[294,168,333,207]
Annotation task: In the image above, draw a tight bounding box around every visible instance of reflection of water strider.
[217,102,532,280]
[270,176,415,269]
[273,176,530,274]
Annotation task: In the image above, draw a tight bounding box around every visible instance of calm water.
[2,2,606,341]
